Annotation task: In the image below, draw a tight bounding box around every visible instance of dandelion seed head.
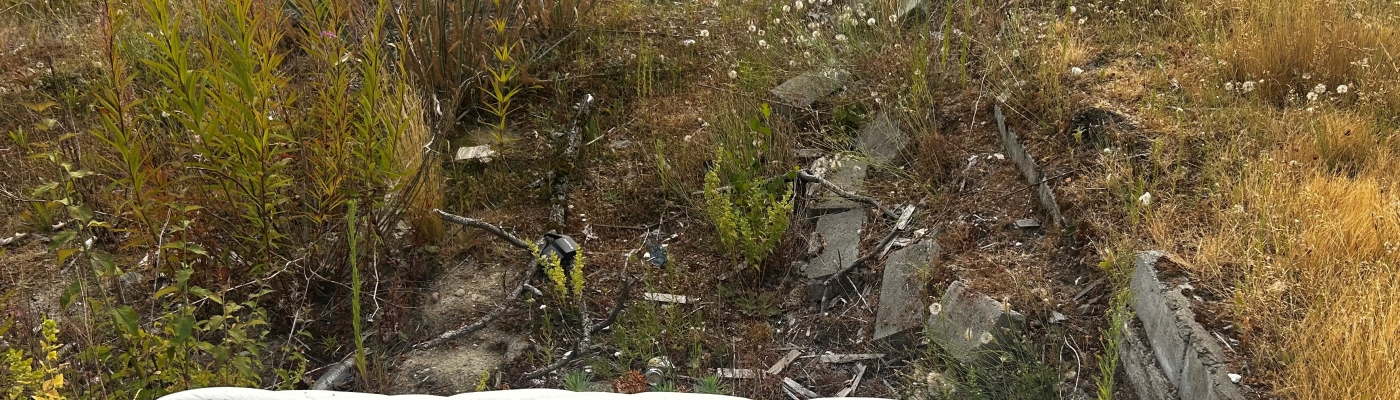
[1337,84,1349,94]
[867,17,876,26]
[728,70,738,79]
[1242,81,1255,93]
[1313,83,1326,94]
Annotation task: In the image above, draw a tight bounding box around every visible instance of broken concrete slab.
[809,156,869,211]
[994,105,1066,227]
[1121,321,1178,400]
[895,0,928,21]
[1129,251,1244,400]
[874,238,939,342]
[856,112,907,164]
[807,209,866,280]
[925,280,1025,363]
[454,144,497,163]
[771,68,851,116]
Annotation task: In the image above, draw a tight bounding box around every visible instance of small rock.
[1050,311,1067,323]
[1228,373,1242,384]
[1015,218,1041,229]
[454,289,466,297]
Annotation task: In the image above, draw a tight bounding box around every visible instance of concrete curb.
[1123,251,1243,400]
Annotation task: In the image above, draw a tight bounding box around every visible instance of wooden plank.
[766,349,803,375]
[834,363,867,397]
[819,354,885,363]
[716,368,760,379]
[782,377,821,398]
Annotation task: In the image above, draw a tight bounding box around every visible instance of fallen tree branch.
[548,94,595,232]
[434,209,531,250]
[795,169,898,220]
[311,358,356,390]
[520,275,637,381]
[413,259,544,349]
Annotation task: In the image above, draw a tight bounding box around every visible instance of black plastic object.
[540,233,579,269]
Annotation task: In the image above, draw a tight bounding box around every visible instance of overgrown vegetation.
[4,0,1399,397]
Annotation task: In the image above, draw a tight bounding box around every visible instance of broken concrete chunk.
[715,368,760,379]
[875,238,938,342]
[856,112,908,164]
[896,0,928,21]
[994,105,1066,227]
[767,349,803,375]
[771,68,851,115]
[807,209,866,280]
[1014,218,1041,229]
[809,156,869,210]
[454,145,497,163]
[1129,251,1245,400]
[925,280,1025,363]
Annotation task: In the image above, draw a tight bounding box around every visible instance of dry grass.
[1178,1,1400,396]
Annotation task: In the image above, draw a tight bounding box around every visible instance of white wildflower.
[867,17,876,26]
[782,4,790,12]
[1224,82,1234,91]
[1336,84,1349,94]
[758,39,768,48]
[699,29,710,37]
[681,39,696,46]
[1242,81,1255,93]
[1138,192,1152,206]
[1313,83,1326,94]
[803,51,811,59]
[1306,92,1319,102]
[1071,66,1084,76]
[1069,5,1076,13]
[834,34,847,42]
[795,0,803,10]
[728,70,738,79]
[889,14,897,23]
[749,23,757,32]
[757,29,765,36]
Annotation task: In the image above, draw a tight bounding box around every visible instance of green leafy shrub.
[702,142,794,269]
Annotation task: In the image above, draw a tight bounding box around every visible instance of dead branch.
[413,259,544,349]
[311,358,355,390]
[795,169,899,220]
[548,94,595,232]
[520,275,637,381]
[434,209,531,250]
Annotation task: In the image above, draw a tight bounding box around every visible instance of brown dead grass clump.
[1221,0,1400,109]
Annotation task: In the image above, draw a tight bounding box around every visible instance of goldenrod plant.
[2,319,66,400]
[702,145,794,269]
